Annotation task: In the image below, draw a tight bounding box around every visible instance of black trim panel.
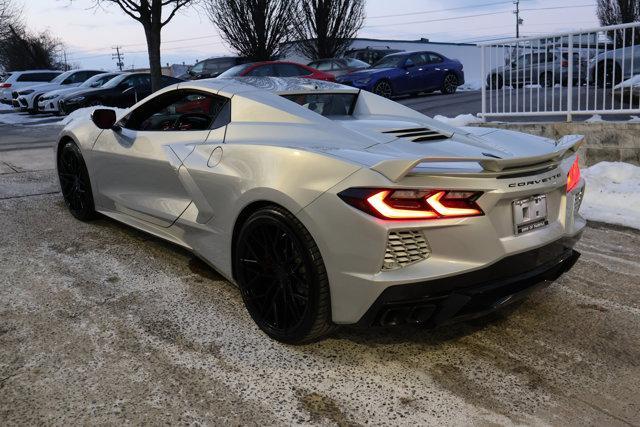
[356,234,582,327]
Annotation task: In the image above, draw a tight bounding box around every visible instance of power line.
[366,1,513,19]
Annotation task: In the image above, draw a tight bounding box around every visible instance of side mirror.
[91,109,117,130]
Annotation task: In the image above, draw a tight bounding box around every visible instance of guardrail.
[479,23,640,122]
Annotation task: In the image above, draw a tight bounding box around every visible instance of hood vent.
[382,127,448,142]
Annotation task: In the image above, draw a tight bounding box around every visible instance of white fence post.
[566,34,574,122]
[480,45,486,119]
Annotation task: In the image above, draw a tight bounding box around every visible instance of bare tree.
[597,0,640,46]
[203,0,297,61]
[293,0,365,60]
[0,26,65,71]
[94,0,196,91]
[0,0,20,40]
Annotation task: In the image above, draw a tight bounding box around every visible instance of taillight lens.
[561,60,568,67]
[566,156,581,192]
[338,188,483,220]
[0,83,11,88]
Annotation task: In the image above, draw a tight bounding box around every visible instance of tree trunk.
[144,24,163,93]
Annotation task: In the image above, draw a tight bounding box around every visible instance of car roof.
[179,76,357,97]
[248,61,307,66]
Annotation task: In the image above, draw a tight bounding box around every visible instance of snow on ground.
[433,113,484,127]
[0,111,55,125]
[614,74,640,90]
[0,103,12,110]
[457,80,482,91]
[581,161,640,230]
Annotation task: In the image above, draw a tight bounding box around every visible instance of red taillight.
[566,156,581,193]
[0,83,11,88]
[338,188,483,220]
[561,60,568,67]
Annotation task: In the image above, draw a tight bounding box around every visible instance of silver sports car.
[56,77,586,343]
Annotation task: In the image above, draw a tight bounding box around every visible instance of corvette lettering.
[508,172,561,187]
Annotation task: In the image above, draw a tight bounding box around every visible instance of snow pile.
[585,114,603,123]
[433,114,484,127]
[0,111,54,125]
[457,80,483,91]
[613,74,640,90]
[59,106,128,126]
[0,103,12,110]
[581,161,640,230]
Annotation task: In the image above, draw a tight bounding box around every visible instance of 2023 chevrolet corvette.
[56,77,585,343]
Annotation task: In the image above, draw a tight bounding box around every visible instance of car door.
[423,53,447,90]
[400,53,428,93]
[91,89,229,227]
[114,75,152,107]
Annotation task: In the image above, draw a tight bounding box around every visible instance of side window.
[18,72,60,82]
[124,90,229,132]
[246,64,274,76]
[428,53,443,64]
[295,65,312,76]
[190,61,205,73]
[407,54,427,67]
[313,61,332,71]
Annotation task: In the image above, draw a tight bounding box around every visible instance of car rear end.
[299,141,585,327]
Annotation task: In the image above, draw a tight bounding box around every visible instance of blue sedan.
[336,51,464,98]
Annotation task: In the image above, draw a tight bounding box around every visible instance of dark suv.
[186,57,250,80]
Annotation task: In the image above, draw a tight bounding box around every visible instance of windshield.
[50,70,75,84]
[218,63,253,78]
[102,74,129,88]
[281,93,357,116]
[80,73,117,88]
[345,58,370,68]
[371,55,405,69]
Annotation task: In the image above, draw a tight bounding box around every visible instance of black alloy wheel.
[441,74,459,94]
[372,80,393,98]
[234,206,333,343]
[57,141,97,221]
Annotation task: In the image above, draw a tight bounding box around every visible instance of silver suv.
[487,51,587,89]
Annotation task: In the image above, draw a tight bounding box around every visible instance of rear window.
[218,63,253,78]
[281,93,357,117]
[17,72,60,82]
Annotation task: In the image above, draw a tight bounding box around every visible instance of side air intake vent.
[382,230,431,271]
[382,127,448,142]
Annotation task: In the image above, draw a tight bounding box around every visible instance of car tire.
[596,61,622,88]
[441,74,458,94]
[57,141,98,221]
[540,72,554,87]
[487,74,503,90]
[234,205,334,344]
[372,80,393,98]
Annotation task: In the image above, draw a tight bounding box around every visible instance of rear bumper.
[356,234,581,327]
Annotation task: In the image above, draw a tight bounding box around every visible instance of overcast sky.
[24,0,600,70]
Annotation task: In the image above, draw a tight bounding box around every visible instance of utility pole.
[63,50,69,71]
[112,46,124,71]
[513,0,523,38]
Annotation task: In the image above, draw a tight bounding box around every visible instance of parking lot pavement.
[1,128,639,424]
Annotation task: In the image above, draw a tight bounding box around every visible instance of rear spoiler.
[371,134,584,182]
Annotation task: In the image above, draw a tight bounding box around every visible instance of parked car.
[13,69,104,113]
[587,45,640,87]
[38,72,121,115]
[486,51,587,89]
[186,56,250,80]
[344,47,404,65]
[307,58,370,77]
[336,51,464,97]
[58,72,182,114]
[56,76,585,343]
[217,61,335,81]
[1,70,62,104]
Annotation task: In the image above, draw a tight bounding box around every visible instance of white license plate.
[512,194,548,235]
